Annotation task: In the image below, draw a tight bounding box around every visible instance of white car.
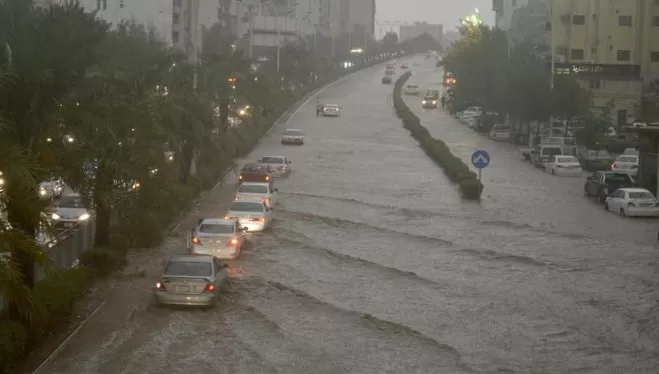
[225,200,272,232]
[322,104,341,116]
[281,129,304,145]
[404,84,420,95]
[188,218,247,260]
[39,176,65,200]
[489,124,512,140]
[51,194,91,229]
[259,156,291,177]
[544,155,583,176]
[605,188,659,217]
[234,182,278,207]
[622,148,638,156]
[611,155,638,177]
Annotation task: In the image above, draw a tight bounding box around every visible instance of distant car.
[381,76,392,84]
[400,63,408,69]
[385,68,395,75]
[239,163,273,184]
[412,61,420,66]
[322,104,341,116]
[605,188,659,217]
[584,171,635,203]
[189,218,247,259]
[544,155,582,176]
[488,124,512,141]
[421,92,438,108]
[225,200,272,232]
[39,176,64,200]
[258,156,291,177]
[154,254,229,307]
[234,182,278,207]
[404,84,420,95]
[281,129,304,145]
[611,155,639,177]
[51,194,91,229]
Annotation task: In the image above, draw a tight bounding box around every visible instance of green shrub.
[0,319,28,373]
[32,268,88,338]
[79,247,127,278]
[392,73,483,201]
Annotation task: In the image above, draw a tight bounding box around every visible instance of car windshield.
[283,130,302,135]
[325,105,338,109]
[629,191,654,199]
[164,261,211,277]
[424,95,436,100]
[617,156,638,163]
[557,156,578,163]
[241,163,266,172]
[493,125,512,131]
[238,185,268,194]
[261,157,284,164]
[542,148,562,156]
[605,173,632,183]
[229,202,264,212]
[407,85,418,88]
[58,196,85,208]
[198,224,234,234]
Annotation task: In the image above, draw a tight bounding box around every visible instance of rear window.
[241,164,268,172]
[164,261,211,277]
[238,185,268,194]
[325,105,339,109]
[605,173,632,183]
[407,85,418,88]
[283,130,302,135]
[229,202,264,212]
[542,148,562,156]
[617,156,638,163]
[261,157,284,164]
[492,125,511,131]
[199,224,234,234]
[629,191,654,199]
[58,196,85,208]
[556,156,577,163]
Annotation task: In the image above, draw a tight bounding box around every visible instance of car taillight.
[192,236,201,245]
[239,175,243,179]
[611,162,616,169]
[156,280,166,290]
[225,216,237,220]
[263,197,269,203]
[628,202,636,207]
[229,238,238,246]
[234,196,240,200]
[205,283,216,292]
[250,217,265,222]
[265,176,270,180]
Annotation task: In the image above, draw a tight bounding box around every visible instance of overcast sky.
[375,0,494,32]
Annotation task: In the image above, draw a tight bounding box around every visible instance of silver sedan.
[188,218,247,259]
[154,254,229,307]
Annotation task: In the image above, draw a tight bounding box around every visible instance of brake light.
[229,238,238,246]
[239,175,243,179]
[156,280,166,290]
[265,176,270,180]
[250,217,265,222]
[263,197,269,203]
[611,162,616,169]
[191,236,201,245]
[628,202,636,207]
[234,196,240,200]
[205,283,216,292]
[225,216,237,220]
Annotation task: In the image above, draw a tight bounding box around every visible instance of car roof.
[230,198,265,205]
[325,104,339,107]
[167,254,213,263]
[284,128,302,132]
[199,218,235,225]
[619,188,650,193]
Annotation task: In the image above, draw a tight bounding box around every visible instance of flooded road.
[39,58,659,374]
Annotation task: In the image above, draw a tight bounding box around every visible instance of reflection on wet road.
[41,58,659,374]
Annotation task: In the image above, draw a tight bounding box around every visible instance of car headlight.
[422,100,426,104]
[40,188,47,195]
[433,101,437,104]
[78,213,90,221]
[51,213,60,220]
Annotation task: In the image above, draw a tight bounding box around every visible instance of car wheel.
[551,169,555,175]
[619,208,626,217]
[604,202,609,210]
[583,187,589,197]
[598,190,607,203]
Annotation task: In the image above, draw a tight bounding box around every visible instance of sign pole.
[478,168,482,181]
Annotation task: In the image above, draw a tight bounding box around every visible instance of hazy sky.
[375,0,495,32]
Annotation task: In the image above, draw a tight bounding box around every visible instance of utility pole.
[248,5,254,59]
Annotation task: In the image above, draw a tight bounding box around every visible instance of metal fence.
[0,219,96,311]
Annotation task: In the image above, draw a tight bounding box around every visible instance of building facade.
[399,22,443,45]
[492,0,530,30]
[548,0,659,128]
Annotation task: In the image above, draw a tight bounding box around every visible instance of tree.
[576,100,614,149]
[550,74,591,123]
[506,42,551,125]
[382,31,399,48]
[638,80,659,122]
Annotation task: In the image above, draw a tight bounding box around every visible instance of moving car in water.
[51,194,91,229]
[238,163,273,185]
[604,188,659,217]
[39,176,65,200]
[381,76,392,84]
[544,155,583,177]
[584,171,635,203]
[385,66,395,75]
[400,63,408,69]
[322,104,341,116]
[421,90,439,109]
[154,254,228,307]
[234,182,278,207]
[281,129,304,145]
[611,154,639,177]
[225,200,272,232]
[188,218,247,259]
[258,156,291,177]
[404,84,420,95]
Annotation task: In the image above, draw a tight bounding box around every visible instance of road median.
[392,72,483,200]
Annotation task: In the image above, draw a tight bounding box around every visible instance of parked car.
[584,171,635,203]
[154,254,229,307]
[544,155,582,176]
[611,154,639,177]
[605,188,659,217]
[488,124,512,141]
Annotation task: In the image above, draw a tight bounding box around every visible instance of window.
[199,224,234,234]
[572,15,585,25]
[571,49,584,60]
[651,52,659,62]
[618,15,632,26]
[173,13,180,24]
[589,80,601,89]
[590,47,597,54]
[96,0,100,10]
[172,31,179,43]
[173,0,182,7]
[653,16,659,27]
[617,49,631,61]
[102,0,106,10]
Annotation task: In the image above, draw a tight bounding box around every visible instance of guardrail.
[0,219,95,311]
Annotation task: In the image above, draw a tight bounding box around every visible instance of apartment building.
[400,22,443,45]
[492,0,530,30]
[548,0,659,128]
[509,0,549,45]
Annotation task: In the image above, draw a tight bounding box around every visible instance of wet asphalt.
[38,58,659,374]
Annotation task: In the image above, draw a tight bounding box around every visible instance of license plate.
[64,223,73,228]
[176,286,190,292]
